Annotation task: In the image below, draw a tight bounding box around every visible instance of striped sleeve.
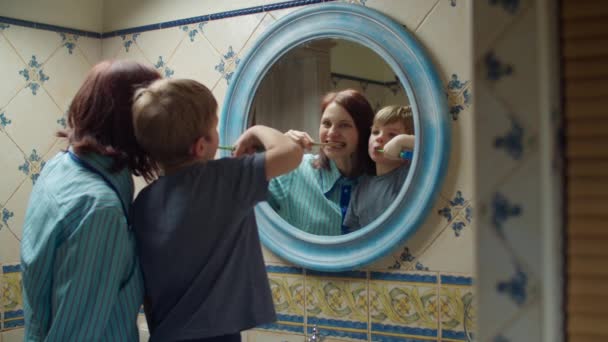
[267,168,294,210]
[47,206,132,341]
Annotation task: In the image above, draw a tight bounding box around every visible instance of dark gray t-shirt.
[132,154,276,341]
[344,164,410,232]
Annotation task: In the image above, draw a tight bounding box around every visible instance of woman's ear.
[191,136,207,158]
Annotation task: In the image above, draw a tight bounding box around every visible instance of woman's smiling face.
[319,102,359,161]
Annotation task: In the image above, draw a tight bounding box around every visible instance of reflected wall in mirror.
[250,38,413,236]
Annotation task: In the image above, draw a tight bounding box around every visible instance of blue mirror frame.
[220,3,450,271]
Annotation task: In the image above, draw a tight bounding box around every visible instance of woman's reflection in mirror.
[267,89,374,235]
[344,105,415,231]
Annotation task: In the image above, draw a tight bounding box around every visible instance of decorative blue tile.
[485,51,513,81]
[491,193,522,238]
[266,265,303,274]
[18,149,46,184]
[154,56,174,78]
[59,33,79,54]
[307,270,366,279]
[441,275,473,286]
[3,310,24,330]
[18,55,50,95]
[258,313,305,334]
[388,247,414,269]
[0,112,12,129]
[447,74,471,121]
[370,272,437,284]
[388,246,432,271]
[259,322,304,334]
[121,33,140,52]
[215,46,240,85]
[494,335,509,342]
[1,264,20,274]
[263,0,327,12]
[0,16,100,37]
[181,22,207,42]
[1,207,14,231]
[415,262,430,271]
[496,262,527,306]
[438,191,472,237]
[309,317,367,340]
[488,0,520,14]
[494,116,524,160]
[57,112,68,129]
[1,264,23,331]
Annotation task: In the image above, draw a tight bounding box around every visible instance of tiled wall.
[474,0,561,341]
[0,1,478,341]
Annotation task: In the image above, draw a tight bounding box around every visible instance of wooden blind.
[563,1,608,341]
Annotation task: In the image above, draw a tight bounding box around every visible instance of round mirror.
[220,3,449,271]
[250,38,412,236]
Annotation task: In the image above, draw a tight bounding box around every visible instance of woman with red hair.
[268,89,375,236]
[21,60,161,341]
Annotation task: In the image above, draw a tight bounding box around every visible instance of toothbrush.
[375,148,413,160]
[312,142,345,148]
[220,142,345,151]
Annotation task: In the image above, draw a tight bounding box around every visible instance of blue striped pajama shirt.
[267,154,356,236]
[21,150,143,341]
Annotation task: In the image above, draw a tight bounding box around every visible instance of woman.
[268,89,375,236]
[21,60,161,341]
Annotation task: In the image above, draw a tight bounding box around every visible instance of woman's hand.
[285,130,314,152]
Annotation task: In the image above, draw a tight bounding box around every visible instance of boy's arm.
[383,134,415,159]
[233,125,304,180]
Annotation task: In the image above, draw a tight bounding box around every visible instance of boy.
[130,78,303,342]
[344,105,415,232]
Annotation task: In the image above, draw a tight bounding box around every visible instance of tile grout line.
[75,37,95,68]
[414,0,442,33]
[474,2,535,63]
[237,12,270,59]
[165,27,189,67]
[482,295,540,342]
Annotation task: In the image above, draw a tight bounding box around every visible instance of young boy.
[344,105,415,232]
[130,78,303,342]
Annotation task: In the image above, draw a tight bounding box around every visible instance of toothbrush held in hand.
[375,148,413,160]
[218,145,236,151]
[312,141,345,148]
[220,141,344,152]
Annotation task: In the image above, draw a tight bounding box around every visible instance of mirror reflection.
[251,38,414,236]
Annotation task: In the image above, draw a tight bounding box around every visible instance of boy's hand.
[233,129,263,156]
[383,134,415,159]
[285,130,314,152]
[232,125,303,180]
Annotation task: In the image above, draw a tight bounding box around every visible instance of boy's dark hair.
[58,60,161,181]
[314,89,375,177]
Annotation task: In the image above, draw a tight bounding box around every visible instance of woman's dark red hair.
[314,89,375,177]
[58,60,161,181]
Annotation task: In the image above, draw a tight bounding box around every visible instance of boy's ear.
[191,136,207,158]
